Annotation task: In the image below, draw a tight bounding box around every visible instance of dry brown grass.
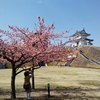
[71,46,100,68]
[0,66,100,99]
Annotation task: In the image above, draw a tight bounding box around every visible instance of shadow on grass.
[4,95,100,100]
[1,87,100,100]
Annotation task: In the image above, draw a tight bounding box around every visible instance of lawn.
[0,66,100,99]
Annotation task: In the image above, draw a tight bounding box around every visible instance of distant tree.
[0,17,72,99]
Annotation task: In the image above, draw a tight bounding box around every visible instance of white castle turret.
[71,29,93,47]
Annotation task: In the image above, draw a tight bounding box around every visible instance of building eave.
[71,29,90,37]
[72,38,93,42]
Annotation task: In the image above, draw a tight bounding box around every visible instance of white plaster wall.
[71,42,77,47]
[78,40,87,46]
[87,41,92,45]
[75,35,87,39]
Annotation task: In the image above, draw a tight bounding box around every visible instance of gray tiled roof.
[71,29,90,37]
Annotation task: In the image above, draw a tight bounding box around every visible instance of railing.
[79,50,100,65]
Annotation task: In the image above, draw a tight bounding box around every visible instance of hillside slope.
[71,46,100,68]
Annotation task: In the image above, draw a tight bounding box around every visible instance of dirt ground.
[0,87,100,100]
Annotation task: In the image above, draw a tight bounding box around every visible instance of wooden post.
[48,83,50,97]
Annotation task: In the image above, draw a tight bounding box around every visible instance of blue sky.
[0,0,100,46]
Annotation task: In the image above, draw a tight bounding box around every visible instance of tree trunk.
[11,67,16,98]
[31,57,35,89]
[32,66,35,89]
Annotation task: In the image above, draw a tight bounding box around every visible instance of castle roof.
[71,29,90,37]
[73,38,93,42]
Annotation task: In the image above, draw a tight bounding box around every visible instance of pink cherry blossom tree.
[0,17,73,99]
